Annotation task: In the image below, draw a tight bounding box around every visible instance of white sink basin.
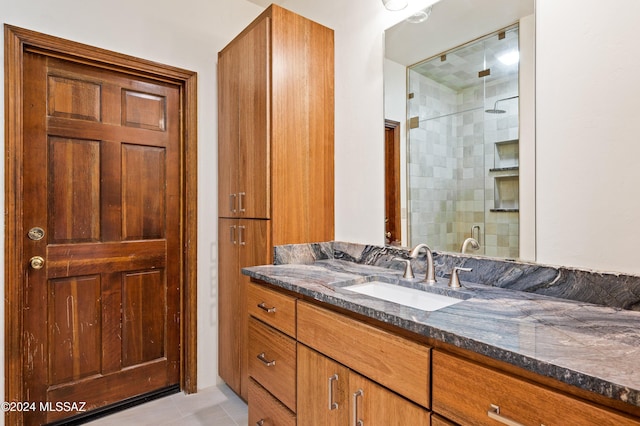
[343,281,464,311]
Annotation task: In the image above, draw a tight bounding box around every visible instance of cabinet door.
[218,218,241,393]
[238,17,269,219]
[298,344,350,426]
[349,371,430,426]
[217,45,240,218]
[238,219,271,398]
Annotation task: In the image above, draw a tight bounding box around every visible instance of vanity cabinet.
[247,283,298,424]
[217,3,334,401]
[297,344,430,426]
[296,301,431,425]
[432,350,640,426]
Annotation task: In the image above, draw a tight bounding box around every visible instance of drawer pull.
[257,302,277,313]
[352,389,364,426]
[487,404,525,426]
[256,420,264,426]
[328,374,339,410]
[257,352,276,367]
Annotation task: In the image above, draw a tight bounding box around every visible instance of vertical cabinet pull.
[238,225,246,246]
[229,193,237,213]
[257,302,276,313]
[487,404,527,426]
[257,352,276,367]
[328,374,339,410]
[352,389,364,426]
[229,225,237,244]
[238,192,246,212]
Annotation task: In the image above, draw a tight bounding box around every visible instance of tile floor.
[86,384,248,425]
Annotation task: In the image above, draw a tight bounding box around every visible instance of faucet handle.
[393,257,414,279]
[449,267,472,288]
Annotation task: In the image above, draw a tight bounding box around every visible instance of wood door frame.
[4,25,198,424]
[384,119,401,245]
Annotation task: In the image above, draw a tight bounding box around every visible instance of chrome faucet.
[409,244,437,285]
[461,237,480,254]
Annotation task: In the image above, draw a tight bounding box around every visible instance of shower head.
[485,95,519,114]
[485,106,506,114]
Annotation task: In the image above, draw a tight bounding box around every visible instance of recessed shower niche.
[407,25,520,258]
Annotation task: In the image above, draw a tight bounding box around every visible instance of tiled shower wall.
[407,71,519,258]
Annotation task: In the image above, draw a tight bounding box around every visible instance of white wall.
[536,0,640,274]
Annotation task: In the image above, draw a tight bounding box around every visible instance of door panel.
[22,51,181,424]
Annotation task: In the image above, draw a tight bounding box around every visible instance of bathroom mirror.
[384,0,535,260]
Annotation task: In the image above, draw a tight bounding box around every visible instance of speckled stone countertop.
[242,258,640,410]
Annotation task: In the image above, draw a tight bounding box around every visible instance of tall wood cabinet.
[217,5,334,400]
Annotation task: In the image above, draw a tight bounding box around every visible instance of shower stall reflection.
[407,26,520,259]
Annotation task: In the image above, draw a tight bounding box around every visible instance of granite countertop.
[242,259,640,409]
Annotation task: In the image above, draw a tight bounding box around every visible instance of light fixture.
[406,5,432,24]
[498,50,520,66]
[382,0,408,11]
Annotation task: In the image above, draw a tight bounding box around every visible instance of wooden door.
[217,17,269,220]
[217,41,239,218]
[237,219,270,399]
[218,218,270,400]
[22,52,181,424]
[238,17,270,219]
[349,372,430,426]
[218,218,242,393]
[297,344,349,425]
[384,120,401,245]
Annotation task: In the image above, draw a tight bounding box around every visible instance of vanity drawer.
[248,378,296,426]
[296,301,431,408]
[248,282,297,338]
[248,317,297,412]
[432,350,640,426]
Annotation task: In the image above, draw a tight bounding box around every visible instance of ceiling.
[385,0,533,67]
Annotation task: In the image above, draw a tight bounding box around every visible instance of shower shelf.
[490,166,519,173]
[493,139,519,170]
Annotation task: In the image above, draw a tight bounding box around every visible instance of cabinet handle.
[257,302,277,313]
[238,191,246,212]
[487,404,525,426]
[238,225,246,246]
[256,420,264,426]
[230,193,237,213]
[328,374,339,410]
[257,352,276,367]
[229,225,237,244]
[352,389,364,426]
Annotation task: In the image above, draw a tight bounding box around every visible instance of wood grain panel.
[122,90,166,131]
[297,343,349,425]
[238,17,270,219]
[122,270,166,367]
[248,317,296,411]
[248,282,297,338]
[47,75,101,121]
[47,240,166,278]
[49,136,101,242]
[269,6,334,244]
[432,350,640,426]
[48,275,101,385]
[350,370,430,426]
[297,301,431,408]
[248,378,296,426]
[122,144,166,239]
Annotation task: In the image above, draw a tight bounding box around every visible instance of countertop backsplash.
[273,241,640,311]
